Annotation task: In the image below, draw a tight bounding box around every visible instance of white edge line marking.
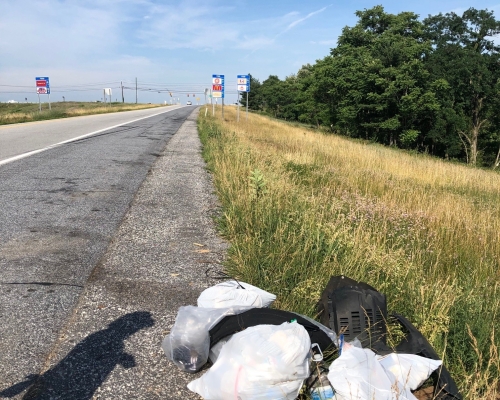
[0,106,186,167]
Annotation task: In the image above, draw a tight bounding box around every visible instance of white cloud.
[244,5,332,55]
[134,2,332,52]
[0,1,130,71]
[0,1,333,65]
[283,6,330,32]
[317,39,337,46]
[236,36,274,50]
[134,1,280,51]
[0,0,336,103]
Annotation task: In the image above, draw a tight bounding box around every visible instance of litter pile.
[162,275,462,400]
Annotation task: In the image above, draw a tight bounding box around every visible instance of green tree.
[295,62,333,128]
[424,8,500,165]
[257,75,299,120]
[239,74,263,111]
[242,7,500,166]
[324,6,441,148]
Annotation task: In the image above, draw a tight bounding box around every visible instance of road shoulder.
[15,108,225,399]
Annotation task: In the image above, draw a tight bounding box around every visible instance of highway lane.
[0,105,184,164]
[0,106,195,388]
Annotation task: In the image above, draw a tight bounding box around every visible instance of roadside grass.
[0,102,164,125]
[198,106,500,398]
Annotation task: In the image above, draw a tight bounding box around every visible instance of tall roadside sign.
[35,77,51,112]
[237,74,250,121]
[104,88,112,105]
[212,74,224,118]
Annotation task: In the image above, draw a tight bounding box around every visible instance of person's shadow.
[0,311,155,399]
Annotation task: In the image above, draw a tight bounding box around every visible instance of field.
[0,101,163,125]
[198,105,500,398]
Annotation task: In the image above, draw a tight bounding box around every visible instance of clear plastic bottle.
[307,344,335,400]
[308,366,335,399]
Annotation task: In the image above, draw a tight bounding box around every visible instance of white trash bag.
[187,322,311,400]
[378,353,442,392]
[162,305,250,373]
[197,280,276,308]
[208,334,233,364]
[327,344,441,400]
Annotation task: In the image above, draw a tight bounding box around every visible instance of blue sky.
[1,0,499,104]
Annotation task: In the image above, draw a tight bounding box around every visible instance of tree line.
[243,6,500,168]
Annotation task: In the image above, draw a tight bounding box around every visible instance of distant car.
[186,101,192,105]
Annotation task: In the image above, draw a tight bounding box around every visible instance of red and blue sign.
[35,77,50,94]
[212,74,224,98]
[237,75,250,92]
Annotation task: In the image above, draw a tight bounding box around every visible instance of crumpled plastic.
[197,280,276,309]
[327,344,442,400]
[161,305,251,373]
[296,312,338,345]
[163,280,277,373]
[187,322,311,400]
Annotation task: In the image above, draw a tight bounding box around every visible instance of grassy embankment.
[0,102,164,125]
[198,106,500,398]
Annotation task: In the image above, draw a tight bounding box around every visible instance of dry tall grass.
[0,102,163,125]
[198,106,500,398]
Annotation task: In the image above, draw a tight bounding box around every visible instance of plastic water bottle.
[308,344,335,400]
[310,373,335,399]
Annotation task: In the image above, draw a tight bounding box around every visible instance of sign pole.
[212,90,214,116]
[212,74,225,118]
[237,75,250,121]
[237,91,240,122]
[38,93,41,113]
[48,93,51,110]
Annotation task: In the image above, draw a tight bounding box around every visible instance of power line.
[0,79,241,99]
[0,81,122,89]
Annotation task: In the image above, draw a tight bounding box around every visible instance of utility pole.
[237,91,240,122]
[121,81,124,103]
[135,77,138,104]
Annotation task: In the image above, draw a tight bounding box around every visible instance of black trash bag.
[392,313,462,400]
[209,308,335,353]
[317,275,462,400]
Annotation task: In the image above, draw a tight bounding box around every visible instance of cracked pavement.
[0,108,225,399]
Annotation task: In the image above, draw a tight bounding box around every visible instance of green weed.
[198,108,500,398]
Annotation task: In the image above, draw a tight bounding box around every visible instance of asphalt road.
[0,105,220,398]
[0,106,184,164]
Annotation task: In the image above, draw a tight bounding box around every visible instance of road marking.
[0,107,171,131]
[0,106,186,167]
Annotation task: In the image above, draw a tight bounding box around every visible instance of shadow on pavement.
[0,311,155,400]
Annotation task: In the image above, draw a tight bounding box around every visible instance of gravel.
[0,108,226,399]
